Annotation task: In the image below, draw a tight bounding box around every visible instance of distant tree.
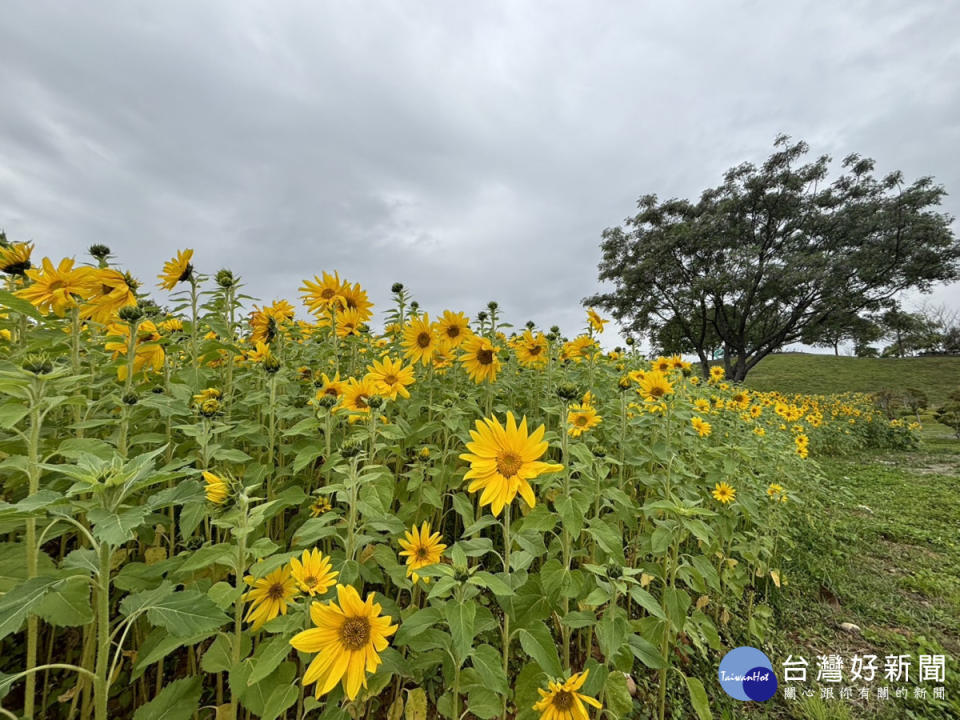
[934,390,960,439]
[587,136,960,381]
[880,308,942,357]
[943,326,960,356]
[801,312,883,356]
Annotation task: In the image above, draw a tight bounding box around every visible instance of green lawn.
[743,353,960,400]
[736,425,960,719]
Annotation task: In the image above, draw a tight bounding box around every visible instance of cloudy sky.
[1,1,958,348]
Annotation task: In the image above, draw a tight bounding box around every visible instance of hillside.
[743,352,960,400]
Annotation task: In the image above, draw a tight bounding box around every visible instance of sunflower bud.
[216,269,236,289]
[118,305,144,323]
[618,376,632,391]
[409,301,420,311]
[89,244,111,263]
[477,311,488,322]
[525,320,535,329]
[606,563,623,579]
[263,355,281,374]
[151,385,165,394]
[487,301,498,311]
[22,354,53,375]
[391,282,404,294]
[556,383,579,401]
[367,395,385,410]
[200,398,221,417]
[316,394,338,410]
[122,391,138,406]
[341,440,363,458]
[625,337,635,346]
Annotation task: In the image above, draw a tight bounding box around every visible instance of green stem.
[93,542,111,720]
[23,382,42,720]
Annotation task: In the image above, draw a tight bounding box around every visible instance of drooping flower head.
[460,411,563,516]
[586,308,607,334]
[157,249,194,291]
[290,584,397,700]
[0,241,34,276]
[201,471,229,504]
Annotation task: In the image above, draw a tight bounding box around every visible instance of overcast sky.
[1,1,958,348]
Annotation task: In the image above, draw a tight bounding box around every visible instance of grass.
[732,424,960,719]
[743,352,960,399]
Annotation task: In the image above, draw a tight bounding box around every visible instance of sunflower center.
[324,387,340,396]
[528,345,542,356]
[339,617,371,651]
[303,575,318,588]
[446,327,460,339]
[552,691,574,710]
[356,394,369,409]
[383,374,398,385]
[416,547,430,560]
[266,582,287,601]
[178,264,193,282]
[496,453,522,478]
[320,288,336,299]
[575,415,588,426]
[417,332,432,348]
[477,349,494,365]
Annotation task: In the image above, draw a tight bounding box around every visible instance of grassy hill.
[743,352,960,400]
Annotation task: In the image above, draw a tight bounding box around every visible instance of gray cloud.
[2,1,958,347]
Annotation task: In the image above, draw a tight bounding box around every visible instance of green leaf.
[136,629,211,679]
[132,675,201,720]
[200,634,234,673]
[36,575,93,626]
[663,587,691,632]
[628,586,666,621]
[604,671,633,720]
[517,621,562,678]
[444,599,477,665]
[561,611,596,629]
[627,634,666,669]
[0,402,29,430]
[88,506,151,546]
[0,575,60,640]
[0,289,43,321]
[248,634,293,685]
[394,607,442,647]
[684,675,712,720]
[123,584,229,637]
[470,644,509,695]
[469,571,514,597]
[465,686,500,719]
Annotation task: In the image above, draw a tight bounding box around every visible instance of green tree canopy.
[587,136,960,381]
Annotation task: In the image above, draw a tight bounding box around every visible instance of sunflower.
[310,496,333,517]
[709,365,725,383]
[397,522,447,584]
[560,335,595,363]
[242,566,299,631]
[16,257,97,316]
[290,549,339,597]
[315,372,346,401]
[750,405,763,418]
[81,269,139,324]
[402,313,438,365]
[637,371,673,403]
[459,335,502,384]
[338,281,374,323]
[290,584,397,701]
[201,471,229,504]
[436,310,472,348]
[157,248,194,290]
[104,321,165,380]
[514,329,549,368]
[586,308,607,334]
[767,483,788,503]
[460,411,563,516]
[691,416,712,438]
[653,356,672,373]
[693,398,711,414]
[533,669,602,720]
[335,307,365,338]
[669,355,690,372]
[712,482,736,504]
[567,404,601,437]
[340,376,379,415]
[245,341,273,364]
[365,356,415,400]
[0,241,33,275]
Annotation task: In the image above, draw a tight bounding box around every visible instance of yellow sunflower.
[315,372,346,402]
[201,471,228,504]
[397,522,447,584]
[310,496,333,516]
[586,308,607,334]
[514,329,549,368]
[365,356,415,400]
[242,566,299,631]
[290,584,397,701]
[691,416,712,438]
[533,669,602,720]
[709,365,725,383]
[245,341,273,364]
[0,241,33,275]
[712,482,736,504]
[82,269,139,324]
[637,371,673,403]
[335,307,365,338]
[460,411,563,516]
[340,376,379,415]
[104,321,165,380]
[290,548,339,597]
[338,281,374,323]
[300,271,346,316]
[436,310,472,349]
[402,313,438,365]
[16,257,97,316]
[560,335,595,363]
[767,483,788,503]
[459,335,501,384]
[157,248,194,291]
[693,398,711,414]
[567,404,601,437]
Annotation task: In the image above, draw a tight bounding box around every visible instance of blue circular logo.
[718,647,778,702]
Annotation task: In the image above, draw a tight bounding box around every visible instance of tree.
[801,311,883,356]
[879,307,942,357]
[587,136,960,381]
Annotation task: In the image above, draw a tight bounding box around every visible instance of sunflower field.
[0,242,919,720]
